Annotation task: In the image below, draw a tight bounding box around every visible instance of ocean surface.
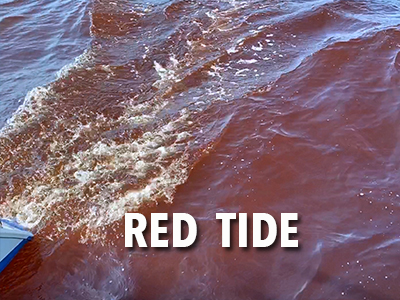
[1,0,400,299]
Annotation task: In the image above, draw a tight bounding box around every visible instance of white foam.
[56,49,94,79]
[237,59,258,64]
[1,86,53,135]
[227,46,239,54]
[252,42,263,51]
[235,69,250,76]
[1,48,94,137]
[153,58,181,89]
[0,101,195,240]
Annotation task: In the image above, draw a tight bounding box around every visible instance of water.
[1,0,400,299]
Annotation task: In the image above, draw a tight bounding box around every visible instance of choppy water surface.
[1,0,400,299]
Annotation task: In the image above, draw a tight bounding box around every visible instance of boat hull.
[0,219,33,274]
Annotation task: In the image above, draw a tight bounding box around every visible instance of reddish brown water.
[1,0,400,299]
